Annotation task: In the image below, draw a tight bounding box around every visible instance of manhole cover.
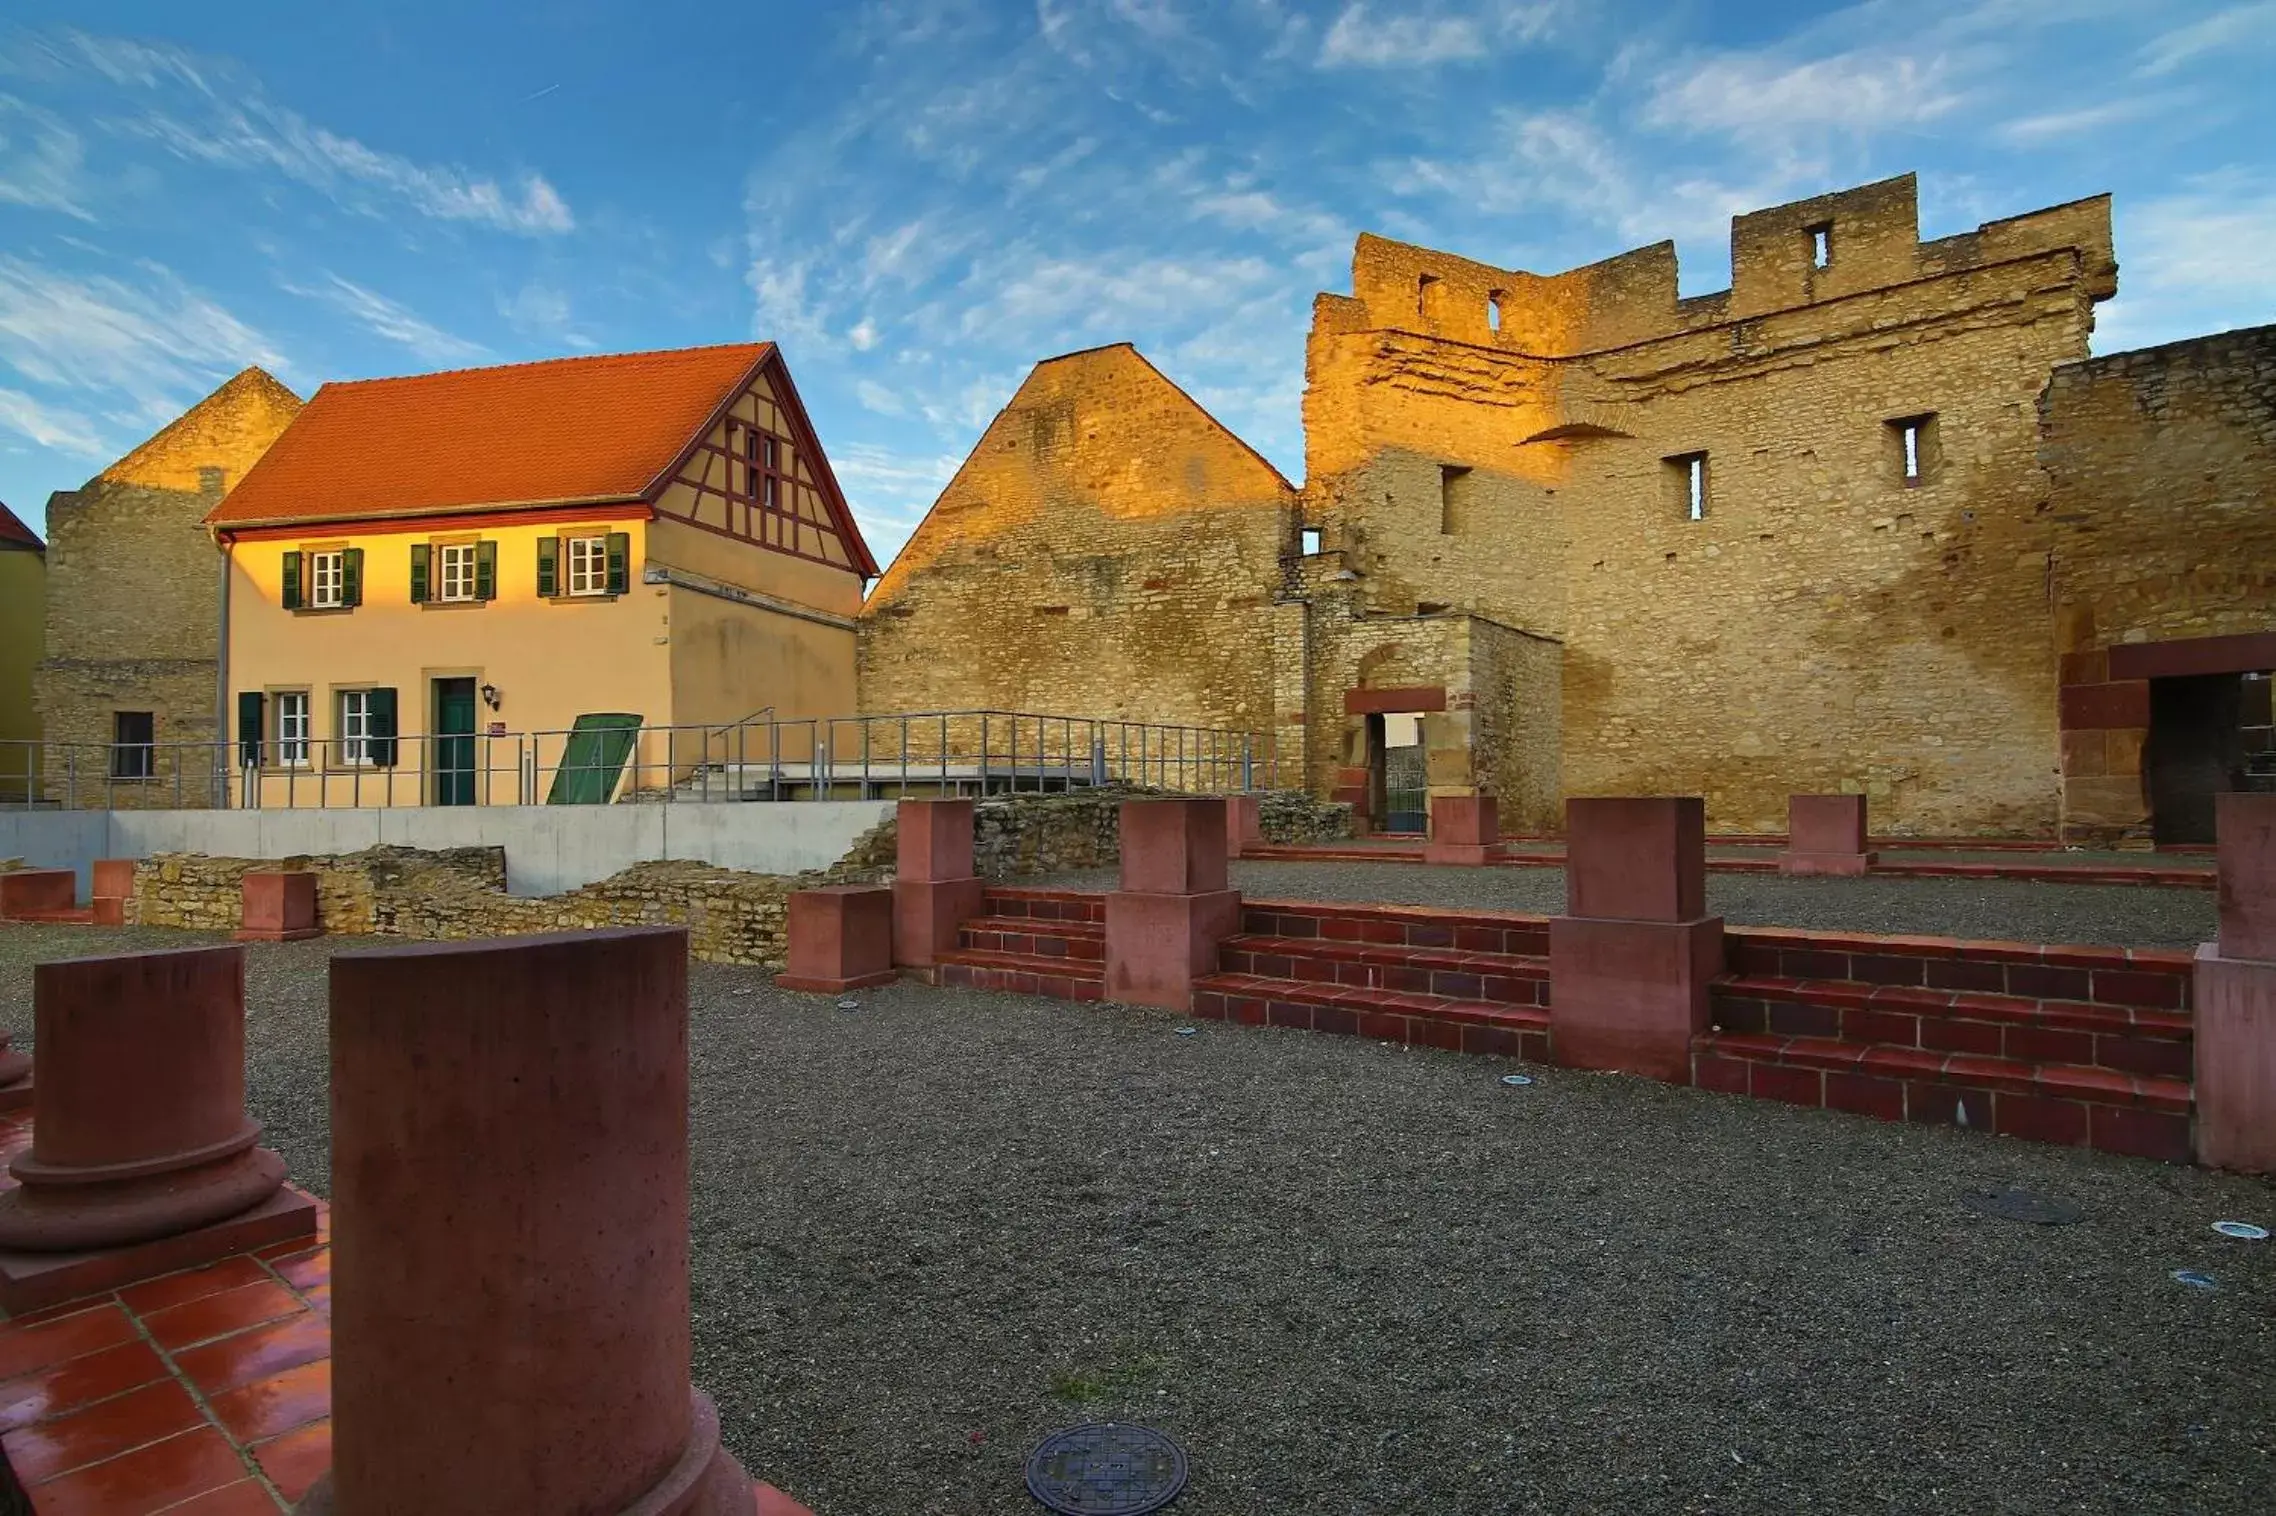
[1962,1188,2085,1226]
[2173,1269,2219,1291]
[2212,1220,2269,1241]
[1025,1423,1189,1515]
[1501,1073,1534,1087]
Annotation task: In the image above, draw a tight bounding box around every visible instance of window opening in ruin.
[1666,453,1708,520]
[111,711,155,779]
[1487,292,1504,333]
[1417,273,1439,319]
[1300,527,1323,556]
[1808,223,1832,270]
[1439,465,1475,534]
[1888,413,1937,487]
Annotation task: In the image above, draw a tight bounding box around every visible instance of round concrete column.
[300,927,753,1516]
[0,945,283,1251]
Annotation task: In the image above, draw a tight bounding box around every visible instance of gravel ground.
[4,922,2274,1514]
[1038,862,2221,949]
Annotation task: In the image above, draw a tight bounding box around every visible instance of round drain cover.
[1501,1073,1534,1087]
[1962,1188,2085,1226]
[2212,1220,2268,1241]
[2172,1269,2219,1291]
[1025,1422,1189,1515]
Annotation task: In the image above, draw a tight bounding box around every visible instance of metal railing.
[0,710,1276,812]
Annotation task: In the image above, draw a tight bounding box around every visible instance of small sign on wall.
[487,722,508,738]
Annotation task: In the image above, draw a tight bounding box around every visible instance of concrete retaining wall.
[0,801,895,899]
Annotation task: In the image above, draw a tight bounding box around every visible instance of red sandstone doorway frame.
[2062,631,2276,845]
[1342,686,1446,836]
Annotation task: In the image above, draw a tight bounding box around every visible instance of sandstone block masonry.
[2044,323,2276,845]
[857,172,2274,841]
[34,369,301,808]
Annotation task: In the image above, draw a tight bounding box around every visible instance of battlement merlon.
[1333,174,2118,356]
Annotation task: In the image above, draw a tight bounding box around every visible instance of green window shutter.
[536,536,559,598]
[281,551,303,611]
[605,532,630,595]
[236,691,265,769]
[475,539,498,601]
[409,544,430,604]
[342,547,364,607]
[369,687,399,767]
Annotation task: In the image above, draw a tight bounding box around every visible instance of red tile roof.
[206,344,773,529]
[0,499,41,550]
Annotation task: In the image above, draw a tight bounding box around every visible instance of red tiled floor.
[152,1481,286,1514]
[206,1360,330,1447]
[141,1284,304,1354]
[0,1338,167,1433]
[4,1375,202,1484]
[169,1309,328,1401]
[250,1417,331,1502]
[267,1250,327,1296]
[117,1258,276,1319]
[0,1305,138,1382]
[24,1425,247,1516]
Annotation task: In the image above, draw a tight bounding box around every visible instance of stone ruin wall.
[118,788,1350,966]
[1305,174,2118,835]
[2042,323,2276,841]
[34,371,302,809]
[857,345,1295,748]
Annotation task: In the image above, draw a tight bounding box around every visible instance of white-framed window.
[339,690,377,766]
[437,543,478,602]
[566,535,610,596]
[308,551,345,609]
[275,691,310,767]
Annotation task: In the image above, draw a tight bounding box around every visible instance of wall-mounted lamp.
[480,683,502,711]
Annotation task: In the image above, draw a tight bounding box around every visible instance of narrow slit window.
[1486,292,1504,334]
[1888,413,1937,487]
[1666,452,1709,521]
[1808,222,1832,269]
[1439,464,1474,534]
[1417,272,1439,319]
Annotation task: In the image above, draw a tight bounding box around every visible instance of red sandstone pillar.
[1548,797,1726,1082]
[1225,794,1264,859]
[235,870,322,942]
[1778,794,1877,876]
[302,927,766,1515]
[0,945,316,1311]
[777,885,897,992]
[90,859,136,927]
[894,799,985,970]
[1425,794,1499,866]
[2196,793,2276,1173]
[1105,799,1242,1011]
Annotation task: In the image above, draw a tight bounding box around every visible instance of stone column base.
[893,877,986,968]
[234,871,322,942]
[1104,889,1242,1011]
[2195,944,2276,1173]
[1226,795,1263,859]
[1777,850,1878,877]
[1548,915,1726,1083]
[0,1183,317,1314]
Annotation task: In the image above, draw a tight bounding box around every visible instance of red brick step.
[1193,971,1550,1062]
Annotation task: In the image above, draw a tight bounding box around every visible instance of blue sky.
[1,1,2271,574]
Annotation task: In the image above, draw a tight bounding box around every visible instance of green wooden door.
[547,713,644,805]
[433,678,478,806]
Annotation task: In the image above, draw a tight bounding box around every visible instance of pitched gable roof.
[0,499,41,551]
[102,368,303,495]
[206,344,774,529]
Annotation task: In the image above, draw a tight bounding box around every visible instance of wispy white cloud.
[50,31,575,235]
[2138,1,2276,75]
[0,386,106,458]
[0,255,288,422]
[854,378,907,416]
[1996,95,2176,145]
[1641,48,1970,145]
[2096,170,2276,351]
[496,282,596,351]
[1317,1,1558,68]
[282,274,488,366]
[0,95,92,220]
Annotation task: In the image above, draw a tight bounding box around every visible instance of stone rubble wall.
[110,788,1348,967]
